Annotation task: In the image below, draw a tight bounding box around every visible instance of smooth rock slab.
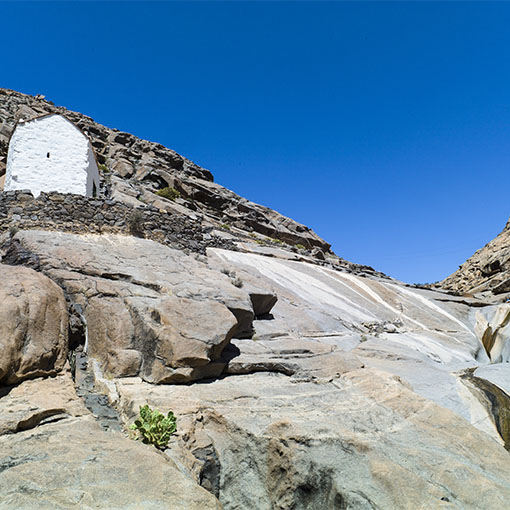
[0,373,87,435]
[115,369,510,510]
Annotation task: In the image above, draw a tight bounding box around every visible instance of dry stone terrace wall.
[0,190,235,254]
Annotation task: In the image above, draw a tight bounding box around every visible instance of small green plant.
[295,244,306,250]
[98,163,110,173]
[130,404,177,449]
[271,237,284,245]
[156,187,181,201]
[220,223,231,231]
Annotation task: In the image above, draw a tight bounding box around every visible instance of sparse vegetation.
[295,244,306,250]
[128,210,145,237]
[232,276,243,288]
[220,223,231,231]
[98,163,110,173]
[130,404,177,450]
[221,268,244,288]
[8,225,19,238]
[156,187,181,201]
[271,238,284,245]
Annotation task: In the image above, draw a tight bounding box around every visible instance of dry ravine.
[1,90,510,510]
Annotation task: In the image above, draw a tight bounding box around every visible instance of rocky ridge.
[441,218,510,296]
[1,89,510,509]
[0,88,330,252]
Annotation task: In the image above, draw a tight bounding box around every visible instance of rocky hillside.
[441,218,510,295]
[0,88,330,252]
[2,90,510,509]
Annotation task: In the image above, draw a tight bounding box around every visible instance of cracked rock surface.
[2,229,510,509]
[0,263,68,385]
[0,373,220,510]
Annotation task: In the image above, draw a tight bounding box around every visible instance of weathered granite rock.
[0,373,87,435]
[474,304,510,362]
[0,374,220,510]
[3,230,278,383]
[88,294,238,383]
[206,248,510,445]
[441,217,510,295]
[115,369,510,510]
[2,86,510,506]
[0,263,68,385]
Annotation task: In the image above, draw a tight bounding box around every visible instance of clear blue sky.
[2,1,510,283]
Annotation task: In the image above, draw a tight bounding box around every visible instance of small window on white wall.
[4,114,100,197]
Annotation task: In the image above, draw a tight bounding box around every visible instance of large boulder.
[87,295,238,383]
[5,231,273,383]
[0,264,68,385]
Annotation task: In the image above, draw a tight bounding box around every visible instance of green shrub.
[129,404,177,449]
[295,244,306,250]
[220,223,231,231]
[98,163,109,173]
[156,187,181,201]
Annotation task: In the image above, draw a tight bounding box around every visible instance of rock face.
[2,89,510,509]
[0,263,68,385]
[116,369,510,510]
[0,373,220,510]
[3,230,276,383]
[441,218,510,294]
[2,228,510,508]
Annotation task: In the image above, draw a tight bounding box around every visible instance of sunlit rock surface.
[1,86,510,509]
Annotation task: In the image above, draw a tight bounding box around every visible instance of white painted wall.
[4,114,100,197]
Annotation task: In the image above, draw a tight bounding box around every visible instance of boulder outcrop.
[2,230,277,383]
[0,373,220,510]
[115,369,510,510]
[0,263,68,385]
[441,218,510,295]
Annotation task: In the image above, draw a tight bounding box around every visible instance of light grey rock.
[0,372,221,509]
[0,373,87,435]
[115,369,510,510]
[0,418,220,510]
[206,248,507,442]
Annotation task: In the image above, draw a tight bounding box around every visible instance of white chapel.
[4,114,100,197]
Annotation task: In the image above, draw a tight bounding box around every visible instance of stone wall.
[0,190,235,254]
